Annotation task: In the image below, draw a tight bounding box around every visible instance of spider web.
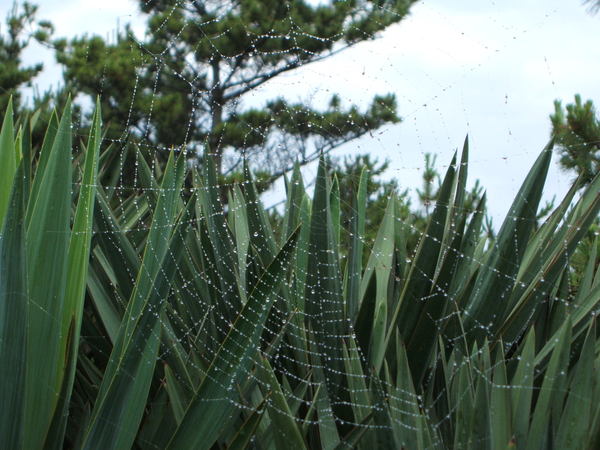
[11,0,600,447]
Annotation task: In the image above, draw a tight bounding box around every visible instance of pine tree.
[584,0,600,14]
[55,0,417,179]
[550,94,600,289]
[550,94,600,184]
[0,2,53,112]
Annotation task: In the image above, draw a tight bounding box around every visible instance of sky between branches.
[3,0,600,222]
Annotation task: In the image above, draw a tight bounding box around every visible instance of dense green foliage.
[551,94,600,184]
[0,2,53,112]
[1,101,600,449]
[1,2,600,448]
[550,95,600,287]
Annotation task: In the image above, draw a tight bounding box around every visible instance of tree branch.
[222,44,351,102]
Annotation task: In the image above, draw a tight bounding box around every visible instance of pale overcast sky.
[2,0,600,222]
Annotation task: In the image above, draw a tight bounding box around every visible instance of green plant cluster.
[1,100,600,450]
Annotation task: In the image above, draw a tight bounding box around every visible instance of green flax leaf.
[24,101,73,449]
[0,97,16,227]
[0,163,28,448]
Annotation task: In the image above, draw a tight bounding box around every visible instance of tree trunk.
[209,58,224,176]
